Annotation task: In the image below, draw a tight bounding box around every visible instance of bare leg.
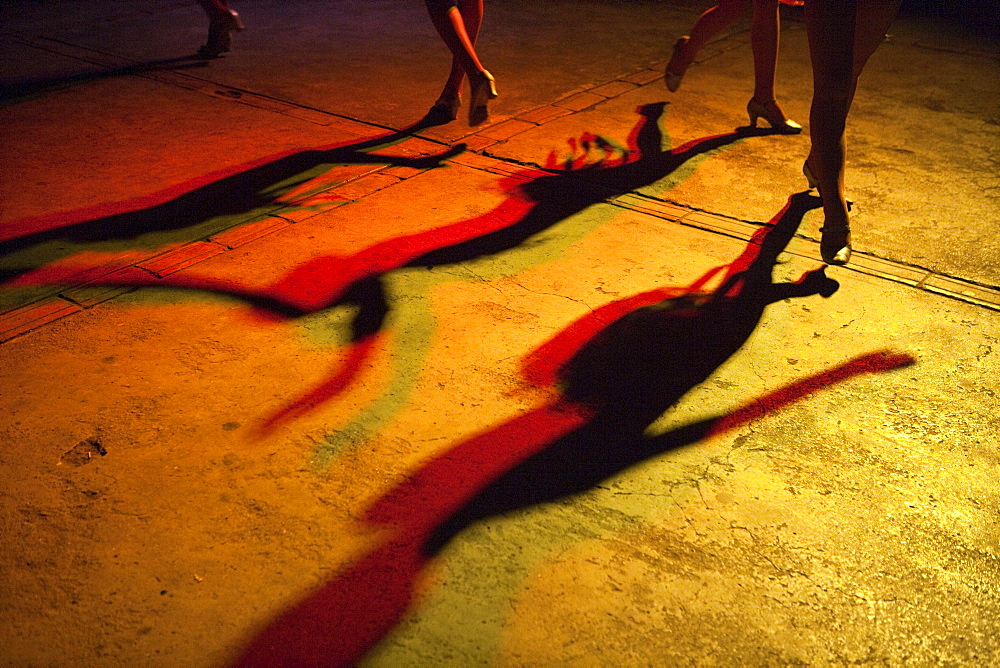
[425,0,495,124]
[668,0,797,131]
[804,0,900,262]
[750,0,778,103]
[426,0,486,96]
[667,0,748,78]
[850,0,903,84]
[804,1,856,260]
[196,0,228,15]
[746,0,800,130]
[436,0,485,102]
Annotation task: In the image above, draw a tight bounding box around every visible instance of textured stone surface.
[1,1,997,666]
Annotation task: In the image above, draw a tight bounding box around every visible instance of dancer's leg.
[668,0,748,77]
[437,0,485,101]
[850,0,902,96]
[196,0,228,17]
[749,0,779,103]
[804,0,856,242]
[745,0,800,129]
[195,0,241,57]
[805,0,899,249]
[426,0,486,91]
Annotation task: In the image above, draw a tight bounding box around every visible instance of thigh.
[852,0,902,76]
[804,0,857,92]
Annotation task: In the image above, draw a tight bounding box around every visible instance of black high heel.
[198,8,244,59]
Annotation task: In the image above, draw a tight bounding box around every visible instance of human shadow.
[8,104,762,433]
[414,102,754,267]
[0,122,463,278]
[0,56,211,106]
[232,194,916,667]
[421,191,840,553]
[5,103,746,300]
[247,104,766,431]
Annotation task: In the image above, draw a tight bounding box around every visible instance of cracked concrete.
[2,0,999,665]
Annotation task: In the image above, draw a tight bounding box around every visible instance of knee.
[813,65,855,99]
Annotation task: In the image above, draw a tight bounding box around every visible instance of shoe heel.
[227,9,245,32]
[803,161,819,189]
[468,70,497,126]
[746,99,761,128]
[664,36,689,92]
[746,98,802,134]
[820,225,852,266]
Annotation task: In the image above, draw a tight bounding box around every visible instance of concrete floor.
[1,1,998,665]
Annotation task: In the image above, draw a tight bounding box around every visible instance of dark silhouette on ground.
[0,123,462,276]
[8,104,765,433]
[0,55,211,106]
[422,191,837,553]
[414,102,765,267]
[232,194,916,666]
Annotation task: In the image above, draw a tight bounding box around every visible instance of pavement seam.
[3,34,386,130]
[3,42,998,344]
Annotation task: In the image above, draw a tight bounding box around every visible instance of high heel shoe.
[664,36,690,92]
[746,98,802,134]
[198,8,244,59]
[803,160,819,189]
[426,94,461,124]
[220,8,244,34]
[805,160,852,265]
[820,224,852,266]
[468,70,497,126]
